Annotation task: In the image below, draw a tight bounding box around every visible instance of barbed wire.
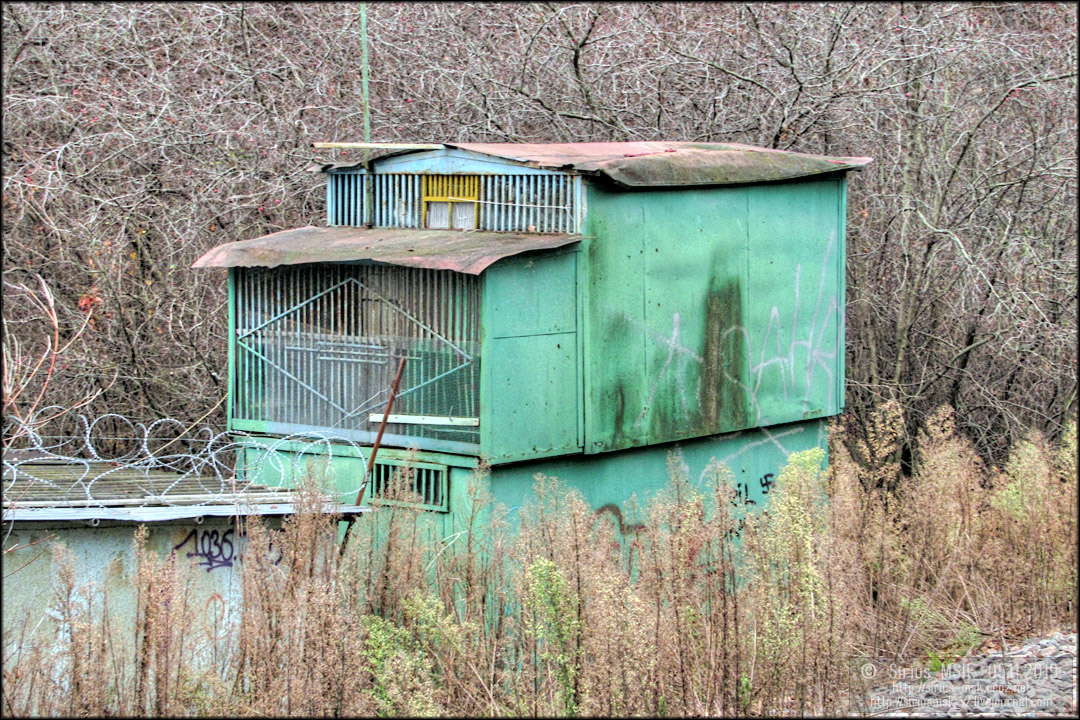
[3,407,370,510]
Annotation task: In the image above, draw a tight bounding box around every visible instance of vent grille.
[328,172,580,233]
[423,175,479,230]
[368,460,448,512]
[479,174,578,233]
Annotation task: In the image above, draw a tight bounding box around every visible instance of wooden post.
[311,142,444,150]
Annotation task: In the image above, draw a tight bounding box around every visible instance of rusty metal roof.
[192,225,582,274]
[2,460,369,522]
[322,142,872,187]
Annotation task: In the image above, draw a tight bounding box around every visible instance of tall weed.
[3,412,1075,716]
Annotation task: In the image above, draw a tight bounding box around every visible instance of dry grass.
[3,412,1076,716]
[832,407,1077,666]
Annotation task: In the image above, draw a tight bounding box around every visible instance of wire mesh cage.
[233,263,481,446]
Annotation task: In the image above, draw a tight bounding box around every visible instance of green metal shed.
[193,142,870,532]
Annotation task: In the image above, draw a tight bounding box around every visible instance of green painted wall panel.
[583,178,844,454]
[744,179,844,426]
[484,251,577,339]
[488,418,828,532]
[241,444,366,503]
[233,440,483,542]
[837,179,848,414]
[642,188,750,446]
[485,332,579,461]
[480,249,582,463]
[581,190,648,453]
[231,418,826,545]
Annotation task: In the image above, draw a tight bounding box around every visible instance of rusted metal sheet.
[313,142,444,151]
[319,142,872,187]
[192,225,581,274]
[452,142,871,187]
[2,461,368,521]
[2,464,291,506]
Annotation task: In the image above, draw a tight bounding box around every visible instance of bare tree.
[3,2,1076,469]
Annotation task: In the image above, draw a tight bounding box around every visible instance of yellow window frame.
[422,175,480,230]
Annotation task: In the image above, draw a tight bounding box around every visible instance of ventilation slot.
[480,174,578,233]
[368,460,448,512]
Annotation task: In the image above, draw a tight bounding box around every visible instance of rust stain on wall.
[702,277,749,432]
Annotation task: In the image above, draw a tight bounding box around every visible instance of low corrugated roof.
[3,503,364,524]
[192,226,582,273]
[3,460,368,523]
[322,142,872,187]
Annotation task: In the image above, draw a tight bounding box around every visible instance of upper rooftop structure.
[319,141,872,188]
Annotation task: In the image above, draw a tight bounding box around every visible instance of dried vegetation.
[3,415,1075,716]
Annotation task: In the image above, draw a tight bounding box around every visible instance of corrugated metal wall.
[327,172,581,233]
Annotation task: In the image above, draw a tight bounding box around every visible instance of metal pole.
[339,355,407,557]
[361,2,370,147]
[361,3,375,228]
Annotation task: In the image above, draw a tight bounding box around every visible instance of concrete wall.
[2,516,280,648]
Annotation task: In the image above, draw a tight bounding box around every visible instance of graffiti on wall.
[739,231,841,422]
[732,471,776,507]
[634,311,702,429]
[592,469,777,544]
[172,527,283,573]
[722,471,780,541]
[628,231,841,432]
